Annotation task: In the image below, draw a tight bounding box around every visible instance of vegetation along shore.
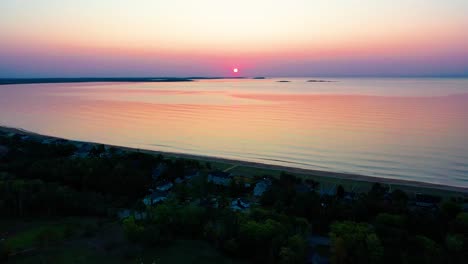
[1,126,467,263]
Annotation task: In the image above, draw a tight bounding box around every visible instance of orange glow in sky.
[0,0,467,77]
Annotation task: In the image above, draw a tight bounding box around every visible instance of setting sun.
[233,68,239,73]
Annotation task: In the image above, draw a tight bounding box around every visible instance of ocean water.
[0,78,467,187]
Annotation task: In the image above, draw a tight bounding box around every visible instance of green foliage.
[373,213,408,262]
[36,227,62,247]
[5,224,66,252]
[330,221,383,264]
[2,134,467,264]
[0,241,11,262]
[407,235,443,264]
[0,178,109,217]
[390,189,408,211]
[122,217,145,242]
[153,203,207,236]
[452,212,468,234]
[375,213,406,227]
[336,185,345,199]
[445,234,463,252]
[440,201,462,221]
[124,202,308,263]
[278,235,307,264]
[365,233,383,264]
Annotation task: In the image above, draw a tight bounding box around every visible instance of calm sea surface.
[1,78,467,187]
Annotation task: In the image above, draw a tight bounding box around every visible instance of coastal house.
[207,171,232,186]
[343,192,357,202]
[174,177,183,184]
[414,193,441,208]
[174,169,199,184]
[184,169,199,180]
[253,178,272,197]
[51,138,69,145]
[72,143,94,158]
[233,175,254,188]
[231,198,250,211]
[42,138,58,144]
[117,209,131,219]
[319,185,337,197]
[118,210,148,220]
[156,181,174,192]
[296,183,313,194]
[143,191,168,206]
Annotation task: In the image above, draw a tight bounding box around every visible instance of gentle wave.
[0,78,467,187]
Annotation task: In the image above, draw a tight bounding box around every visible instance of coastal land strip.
[0,77,250,85]
[0,126,466,196]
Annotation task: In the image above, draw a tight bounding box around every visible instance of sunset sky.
[1,0,467,77]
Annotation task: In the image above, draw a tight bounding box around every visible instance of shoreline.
[0,77,249,85]
[1,126,466,195]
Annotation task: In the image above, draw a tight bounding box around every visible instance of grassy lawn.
[228,165,281,178]
[1,218,104,252]
[5,224,66,251]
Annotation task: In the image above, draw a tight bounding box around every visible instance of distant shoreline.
[1,126,466,195]
[0,77,249,85]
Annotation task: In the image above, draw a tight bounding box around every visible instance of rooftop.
[209,171,231,179]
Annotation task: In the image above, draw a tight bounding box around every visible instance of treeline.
[0,178,109,217]
[0,135,200,217]
[1,134,467,263]
[0,137,149,217]
[123,204,309,264]
[260,173,468,263]
[3,137,155,198]
[124,171,468,264]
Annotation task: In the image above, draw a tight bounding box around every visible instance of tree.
[445,234,465,263]
[330,221,383,264]
[332,237,347,264]
[238,218,288,260]
[279,247,296,264]
[374,213,408,262]
[390,189,408,211]
[440,201,462,221]
[36,227,62,248]
[366,233,383,264]
[337,185,345,199]
[122,216,145,242]
[452,212,468,234]
[0,241,10,262]
[278,235,307,264]
[408,235,442,264]
[445,234,463,253]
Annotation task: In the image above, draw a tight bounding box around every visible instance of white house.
[231,198,250,211]
[156,182,173,192]
[253,179,272,197]
[143,191,168,206]
[207,171,232,186]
